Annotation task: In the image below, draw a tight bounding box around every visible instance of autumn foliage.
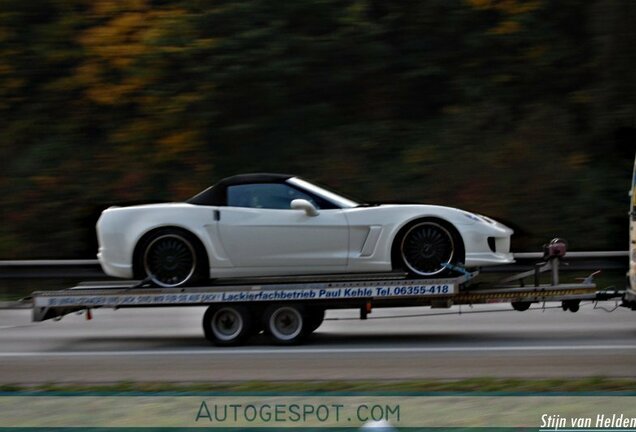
[0,0,634,258]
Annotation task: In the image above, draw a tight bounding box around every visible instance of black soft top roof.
[187,173,294,206]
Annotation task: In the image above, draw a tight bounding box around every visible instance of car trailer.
[26,239,634,346]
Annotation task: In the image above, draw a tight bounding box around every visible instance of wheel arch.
[132,225,210,279]
[390,216,466,271]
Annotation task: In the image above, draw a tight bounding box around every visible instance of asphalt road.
[0,302,635,383]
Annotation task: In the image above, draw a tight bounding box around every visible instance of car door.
[217,183,349,269]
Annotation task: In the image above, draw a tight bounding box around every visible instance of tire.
[135,228,206,287]
[511,301,531,312]
[562,300,580,313]
[264,304,307,345]
[203,305,252,346]
[397,219,463,277]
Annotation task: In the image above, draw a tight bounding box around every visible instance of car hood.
[348,203,514,234]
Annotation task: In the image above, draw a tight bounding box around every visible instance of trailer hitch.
[501,238,570,287]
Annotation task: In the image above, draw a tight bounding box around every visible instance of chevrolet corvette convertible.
[97,174,514,287]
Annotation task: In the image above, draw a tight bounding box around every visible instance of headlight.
[478,214,495,224]
[463,212,481,222]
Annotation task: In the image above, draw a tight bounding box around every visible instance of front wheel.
[398,220,461,277]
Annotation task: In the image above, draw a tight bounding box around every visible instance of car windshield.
[287,178,362,208]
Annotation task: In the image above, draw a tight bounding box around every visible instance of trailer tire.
[562,300,580,313]
[203,305,252,346]
[264,304,307,345]
[511,301,531,312]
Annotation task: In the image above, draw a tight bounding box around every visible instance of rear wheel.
[398,220,461,277]
[136,228,206,287]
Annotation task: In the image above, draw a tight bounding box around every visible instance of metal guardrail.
[512,251,628,259]
[483,251,629,273]
[0,251,629,279]
[0,260,104,279]
[0,259,99,266]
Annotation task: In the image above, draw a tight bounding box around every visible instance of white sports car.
[97,174,514,287]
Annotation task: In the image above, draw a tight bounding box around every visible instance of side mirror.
[290,199,319,217]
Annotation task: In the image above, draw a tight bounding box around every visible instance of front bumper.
[461,221,514,268]
[465,251,515,267]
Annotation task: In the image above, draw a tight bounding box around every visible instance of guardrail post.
[551,258,559,286]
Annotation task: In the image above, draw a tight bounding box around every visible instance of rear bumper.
[97,249,133,279]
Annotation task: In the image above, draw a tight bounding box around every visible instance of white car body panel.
[341,204,513,272]
[217,207,349,268]
[96,177,514,280]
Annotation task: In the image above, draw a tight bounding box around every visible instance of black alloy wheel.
[400,221,455,277]
[143,233,197,287]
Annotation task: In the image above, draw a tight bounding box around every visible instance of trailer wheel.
[562,300,580,313]
[304,308,325,334]
[264,304,307,345]
[511,301,531,311]
[203,305,252,346]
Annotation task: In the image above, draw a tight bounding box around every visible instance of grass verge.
[2,378,636,393]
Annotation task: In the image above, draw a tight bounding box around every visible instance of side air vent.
[488,237,496,253]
